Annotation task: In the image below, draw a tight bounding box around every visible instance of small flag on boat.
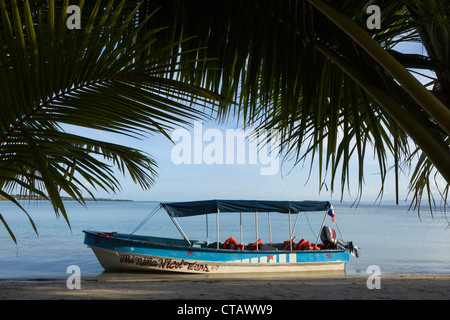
[327,205,337,224]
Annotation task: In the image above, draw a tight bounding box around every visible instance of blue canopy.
[161,199,331,217]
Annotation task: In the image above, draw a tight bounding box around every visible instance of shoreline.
[1,273,449,300]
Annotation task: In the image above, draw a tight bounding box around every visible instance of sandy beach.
[1,273,449,300]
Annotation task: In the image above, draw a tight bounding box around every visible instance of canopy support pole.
[206,214,209,245]
[255,211,259,250]
[268,212,272,245]
[289,210,292,250]
[240,212,243,245]
[315,209,328,249]
[216,209,220,249]
[292,212,300,236]
[168,215,192,247]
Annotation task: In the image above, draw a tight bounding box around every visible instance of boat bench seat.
[191,240,207,248]
[206,242,224,249]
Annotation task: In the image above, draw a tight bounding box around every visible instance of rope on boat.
[304,211,317,239]
[334,221,345,242]
[305,210,346,243]
[128,204,162,237]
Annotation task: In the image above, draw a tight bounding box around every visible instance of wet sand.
[1,273,449,300]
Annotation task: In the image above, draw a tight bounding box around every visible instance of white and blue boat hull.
[84,231,349,274]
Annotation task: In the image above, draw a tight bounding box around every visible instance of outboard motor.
[320,226,360,258]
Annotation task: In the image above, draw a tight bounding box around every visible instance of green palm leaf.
[137,0,449,211]
[0,0,226,242]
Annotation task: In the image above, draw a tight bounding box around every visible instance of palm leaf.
[134,0,449,211]
[0,0,227,242]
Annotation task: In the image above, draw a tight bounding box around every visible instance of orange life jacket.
[293,239,305,250]
[97,232,113,237]
[224,237,245,250]
[251,239,263,250]
[283,239,295,250]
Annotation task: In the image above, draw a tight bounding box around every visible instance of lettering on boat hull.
[118,254,215,272]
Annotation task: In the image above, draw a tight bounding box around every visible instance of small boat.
[84,200,359,274]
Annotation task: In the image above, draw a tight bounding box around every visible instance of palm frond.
[0,0,226,241]
[135,0,449,205]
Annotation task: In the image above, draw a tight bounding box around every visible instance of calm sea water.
[0,200,449,279]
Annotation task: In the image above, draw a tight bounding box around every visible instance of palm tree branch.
[307,0,450,136]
